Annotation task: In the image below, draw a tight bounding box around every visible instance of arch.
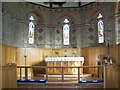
[55,11,75,23]
[27,9,45,24]
[86,8,105,24]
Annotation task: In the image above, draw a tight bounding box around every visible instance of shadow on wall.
[32,60,46,76]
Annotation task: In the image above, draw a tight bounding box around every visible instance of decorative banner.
[63,24,70,45]
[29,21,35,44]
[98,19,104,43]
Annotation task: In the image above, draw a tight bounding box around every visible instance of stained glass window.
[28,16,35,44]
[97,14,104,43]
[63,18,70,45]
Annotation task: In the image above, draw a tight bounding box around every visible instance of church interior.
[0,1,120,89]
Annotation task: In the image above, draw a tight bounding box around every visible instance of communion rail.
[17,65,105,80]
[17,65,107,88]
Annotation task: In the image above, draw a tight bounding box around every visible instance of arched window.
[28,16,35,44]
[97,14,104,43]
[63,18,70,45]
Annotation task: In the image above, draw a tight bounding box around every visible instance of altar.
[45,57,84,74]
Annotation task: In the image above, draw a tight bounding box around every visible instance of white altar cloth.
[45,57,84,63]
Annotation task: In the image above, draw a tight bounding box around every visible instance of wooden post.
[53,62,54,73]
[98,66,103,80]
[31,66,33,79]
[104,64,107,88]
[94,67,95,77]
[20,68,22,80]
[25,67,28,80]
[14,65,17,88]
[78,67,80,81]
[62,67,64,81]
[46,67,48,80]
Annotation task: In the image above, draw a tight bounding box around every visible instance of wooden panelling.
[82,46,106,74]
[17,48,50,77]
[17,48,82,76]
[2,64,17,88]
[0,66,1,90]
[109,45,119,65]
[118,44,120,65]
[106,66,120,88]
[46,61,83,74]
[1,44,120,88]
[17,48,82,66]
[106,44,120,88]
[82,44,119,74]
[82,44,120,88]
[1,45,17,89]
[17,48,51,66]
[2,45,17,66]
[51,48,82,57]
[82,46,107,66]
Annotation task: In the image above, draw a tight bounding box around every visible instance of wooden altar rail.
[17,65,104,81]
[17,65,107,88]
[17,66,46,80]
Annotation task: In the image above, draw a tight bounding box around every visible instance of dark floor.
[17,83,103,89]
[17,75,103,89]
